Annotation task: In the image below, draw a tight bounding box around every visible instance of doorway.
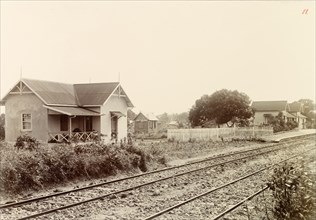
[111,116,118,138]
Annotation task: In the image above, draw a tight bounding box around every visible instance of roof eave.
[81,105,102,107]
[46,103,79,107]
[43,105,103,116]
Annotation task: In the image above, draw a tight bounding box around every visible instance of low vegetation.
[136,137,262,161]
[267,112,298,133]
[0,134,264,195]
[267,162,316,220]
[0,135,166,194]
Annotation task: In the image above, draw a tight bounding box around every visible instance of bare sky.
[1,1,315,115]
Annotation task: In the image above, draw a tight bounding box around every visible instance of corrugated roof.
[1,78,133,107]
[45,106,101,116]
[252,101,288,111]
[145,113,158,121]
[74,83,119,106]
[134,112,158,121]
[23,79,77,105]
[297,113,307,118]
[289,102,302,112]
[283,112,296,118]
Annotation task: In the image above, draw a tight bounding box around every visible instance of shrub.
[267,162,316,220]
[14,134,39,150]
[286,120,298,130]
[0,141,162,194]
[160,134,167,139]
[168,137,175,142]
[125,144,148,172]
[268,112,298,133]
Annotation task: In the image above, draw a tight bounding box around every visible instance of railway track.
[144,150,314,220]
[0,136,314,220]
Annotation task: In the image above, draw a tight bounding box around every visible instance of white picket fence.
[167,126,273,142]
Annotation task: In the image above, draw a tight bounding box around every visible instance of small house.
[252,100,295,125]
[0,78,134,143]
[167,121,179,129]
[134,112,158,134]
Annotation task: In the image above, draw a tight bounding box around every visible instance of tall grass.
[137,139,261,160]
[0,142,165,194]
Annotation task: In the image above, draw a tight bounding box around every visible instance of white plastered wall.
[100,95,128,143]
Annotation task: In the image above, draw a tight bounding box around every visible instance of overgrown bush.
[14,134,40,150]
[286,120,298,130]
[0,141,164,194]
[267,162,316,220]
[268,112,298,133]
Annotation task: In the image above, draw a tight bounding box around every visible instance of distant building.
[167,121,179,129]
[0,78,134,143]
[252,100,306,129]
[134,112,158,133]
[289,102,307,129]
[252,101,292,125]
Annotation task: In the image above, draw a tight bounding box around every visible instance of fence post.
[252,126,255,137]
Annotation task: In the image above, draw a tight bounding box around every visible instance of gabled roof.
[145,112,158,121]
[251,101,288,112]
[291,112,307,119]
[23,78,77,105]
[127,109,137,120]
[289,102,303,113]
[1,78,134,107]
[134,112,158,121]
[74,82,119,106]
[283,112,296,118]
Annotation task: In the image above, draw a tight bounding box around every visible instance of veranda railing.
[48,131,99,143]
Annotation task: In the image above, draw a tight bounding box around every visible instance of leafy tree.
[0,114,4,140]
[189,95,210,127]
[298,99,315,116]
[157,112,169,124]
[189,89,254,127]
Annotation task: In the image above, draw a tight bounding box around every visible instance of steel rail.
[0,140,290,209]
[143,148,314,220]
[15,144,303,220]
[211,157,316,220]
[211,186,268,220]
